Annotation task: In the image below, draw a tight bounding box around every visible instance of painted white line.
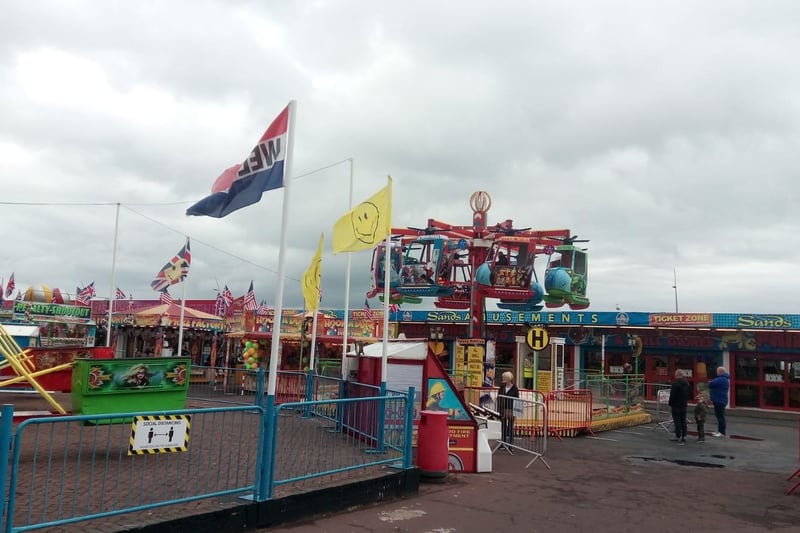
[586,436,619,442]
[612,430,644,435]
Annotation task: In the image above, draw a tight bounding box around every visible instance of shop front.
[391,310,800,413]
[110,303,224,363]
[1,301,100,392]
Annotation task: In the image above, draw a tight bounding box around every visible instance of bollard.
[416,410,449,482]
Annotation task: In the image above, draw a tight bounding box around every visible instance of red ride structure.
[366,191,590,337]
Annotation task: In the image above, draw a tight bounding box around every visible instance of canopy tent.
[111,302,224,333]
[125,302,223,322]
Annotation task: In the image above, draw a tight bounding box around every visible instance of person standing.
[669,369,691,444]
[523,352,535,389]
[694,393,708,442]
[497,371,520,445]
[708,366,730,437]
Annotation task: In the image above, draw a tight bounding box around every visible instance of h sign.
[526,326,550,351]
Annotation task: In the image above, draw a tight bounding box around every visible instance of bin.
[417,410,449,481]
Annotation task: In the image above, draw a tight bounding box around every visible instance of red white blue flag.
[115,287,126,300]
[243,281,258,311]
[222,285,233,307]
[151,239,192,292]
[160,289,173,305]
[76,282,95,305]
[256,300,271,316]
[186,104,291,218]
[214,292,227,316]
[4,273,14,299]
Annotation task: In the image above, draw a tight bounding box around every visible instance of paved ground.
[266,413,800,532]
[5,391,800,532]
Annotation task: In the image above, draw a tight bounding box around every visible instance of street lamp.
[672,268,679,313]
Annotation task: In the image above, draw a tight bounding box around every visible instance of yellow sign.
[526,326,550,351]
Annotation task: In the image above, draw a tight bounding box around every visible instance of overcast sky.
[1,1,799,315]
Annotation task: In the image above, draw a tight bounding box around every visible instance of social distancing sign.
[129,415,190,455]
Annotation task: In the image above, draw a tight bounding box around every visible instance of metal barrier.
[270,393,414,497]
[0,382,414,531]
[650,384,673,432]
[4,405,263,532]
[583,374,646,417]
[188,367,311,408]
[545,390,594,438]
[492,393,549,469]
[463,385,593,438]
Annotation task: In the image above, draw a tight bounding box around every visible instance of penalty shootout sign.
[526,326,550,351]
[129,415,191,455]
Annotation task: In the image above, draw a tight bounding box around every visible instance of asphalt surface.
[266,413,800,533]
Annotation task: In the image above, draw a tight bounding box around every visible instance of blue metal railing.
[0,379,415,532]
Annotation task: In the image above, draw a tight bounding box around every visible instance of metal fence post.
[303,370,315,418]
[376,382,387,453]
[336,379,346,432]
[403,387,415,469]
[256,395,277,501]
[0,404,13,528]
[256,367,265,407]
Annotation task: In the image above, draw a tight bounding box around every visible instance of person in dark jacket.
[707,366,731,437]
[669,369,691,444]
[497,371,520,445]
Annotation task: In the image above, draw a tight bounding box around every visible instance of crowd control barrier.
[492,393,550,469]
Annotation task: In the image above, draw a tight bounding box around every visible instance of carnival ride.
[366,192,590,332]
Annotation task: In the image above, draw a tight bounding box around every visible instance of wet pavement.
[266,412,800,532]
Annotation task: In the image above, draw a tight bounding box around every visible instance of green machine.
[71,357,190,423]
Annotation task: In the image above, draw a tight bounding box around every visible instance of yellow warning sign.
[129,415,190,455]
[526,327,550,351]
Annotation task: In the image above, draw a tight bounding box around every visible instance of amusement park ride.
[366,191,590,335]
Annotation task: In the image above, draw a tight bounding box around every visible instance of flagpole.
[267,100,297,398]
[177,236,189,357]
[340,157,354,379]
[381,233,390,382]
[309,310,319,372]
[106,203,120,348]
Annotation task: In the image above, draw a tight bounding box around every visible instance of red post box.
[416,410,449,481]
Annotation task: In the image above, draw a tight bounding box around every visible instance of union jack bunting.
[388,303,400,313]
[115,288,126,300]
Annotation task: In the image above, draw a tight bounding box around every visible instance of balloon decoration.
[241,338,267,370]
[23,283,72,304]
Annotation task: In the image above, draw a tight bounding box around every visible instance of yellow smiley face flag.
[332,176,392,253]
[302,233,324,311]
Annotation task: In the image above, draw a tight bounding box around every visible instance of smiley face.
[303,257,321,293]
[350,201,380,244]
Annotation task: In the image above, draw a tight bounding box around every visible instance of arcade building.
[389,309,800,412]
